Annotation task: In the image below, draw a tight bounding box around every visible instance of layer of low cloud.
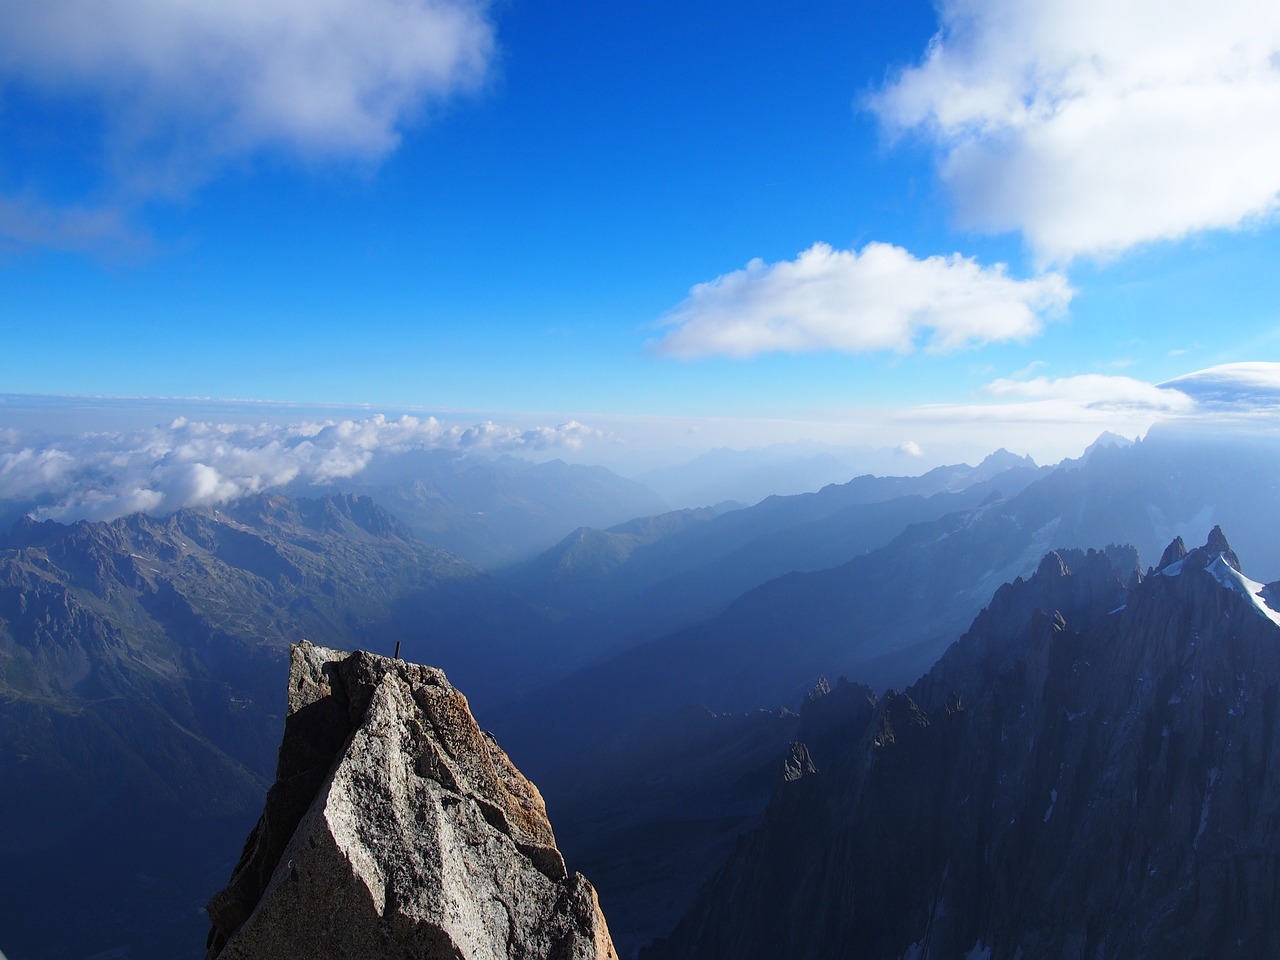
[873,0,1280,262]
[981,374,1194,412]
[1162,362,1280,408]
[654,242,1072,359]
[0,413,597,523]
[902,374,1195,430]
[891,365,1280,466]
[901,371,1198,435]
[0,0,493,233]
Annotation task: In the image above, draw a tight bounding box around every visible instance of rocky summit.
[648,528,1280,960]
[206,642,617,960]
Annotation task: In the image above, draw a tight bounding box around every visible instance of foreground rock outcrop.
[649,529,1280,960]
[206,641,617,960]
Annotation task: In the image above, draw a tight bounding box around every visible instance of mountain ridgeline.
[297,449,669,568]
[497,428,1280,769]
[0,493,550,960]
[4,430,1280,958]
[647,528,1280,960]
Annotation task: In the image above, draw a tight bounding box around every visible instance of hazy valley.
[4,425,1280,958]
[8,0,1280,954]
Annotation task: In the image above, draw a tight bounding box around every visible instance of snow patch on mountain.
[1161,551,1280,628]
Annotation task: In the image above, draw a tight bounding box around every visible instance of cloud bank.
[1162,362,1280,406]
[981,374,1194,412]
[654,242,1072,359]
[0,0,494,240]
[904,373,1195,427]
[873,0,1280,262]
[891,365,1280,465]
[0,413,597,523]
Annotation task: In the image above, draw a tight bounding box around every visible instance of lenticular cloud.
[873,0,1280,262]
[981,374,1195,412]
[0,414,598,523]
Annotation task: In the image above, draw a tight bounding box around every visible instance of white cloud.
[0,195,146,257]
[895,374,1198,444]
[457,418,602,452]
[0,413,599,523]
[980,374,1194,412]
[573,365,1280,475]
[0,0,493,214]
[0,447,77,496]
[1161,361,1280,410]
[1009,360,1045,379]
[1166,361,1280,390]
[873,0,1280,262]
[896,440,924,457]
[653,242,1072,359]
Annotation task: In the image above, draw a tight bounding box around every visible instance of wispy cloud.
[0,413,598,523]
[653,242,1072,359]
[0,194,147,257]
[0,0,494,245]
[1009,360,1046,379]
[873,0,1280,262]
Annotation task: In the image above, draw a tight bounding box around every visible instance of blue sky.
[3,0,1280,490]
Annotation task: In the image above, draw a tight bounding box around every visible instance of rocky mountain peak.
[2,514,67,550]
[206,641,617,960]
[1156,534,1188,571]
[647,527,1280,960]
[1156,525,1243,577]
[805,675,831,702]
[1080,430,1135,461]
[780,741,818,783]
[976,447,1037,473]
[1034,549,1070,579]
[1206,523,1241,569]
[917,543,1133,710]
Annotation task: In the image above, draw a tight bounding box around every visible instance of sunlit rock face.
[649,528,1280,960]
[206,642,617,960]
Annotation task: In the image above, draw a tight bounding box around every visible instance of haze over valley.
[3,0,1280,957]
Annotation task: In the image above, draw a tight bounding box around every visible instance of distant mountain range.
[0,494,546,960]
[636,445,863,508]
[298,449,669,568]
[507,427,1280,734]
[499,448,1043,667]
[646,528,1280,959]
[4,427,1280,959]
[493,427,1280,954]
[633,441,1039,509]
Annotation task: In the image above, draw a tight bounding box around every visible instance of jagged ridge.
[649,528,1280,960]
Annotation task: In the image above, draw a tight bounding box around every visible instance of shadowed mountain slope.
[301,450,668,568]
[495,431,1280,956]
[0,493,546,960]
[500,450,1045,664]
[648,529,1280,960]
